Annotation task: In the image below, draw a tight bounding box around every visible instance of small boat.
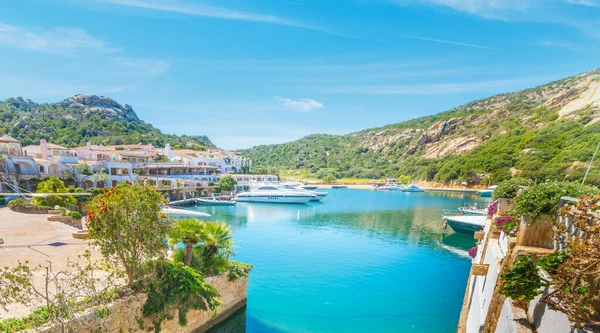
[443,215,486,234]
[331,185,347,189]
[235,185,316,204]
[458,203,487,216]
[387,184,404,191]
[402,184,424,192]
[302,185,319,191]
[458,207,487,215]
[162,207,211,218]
[478,190,494,197]
[195,197,236,206]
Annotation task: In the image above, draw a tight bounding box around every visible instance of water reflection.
[189,189,484,332]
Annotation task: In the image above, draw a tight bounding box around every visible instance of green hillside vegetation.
[243,71,600,186]
[0,96,214,150]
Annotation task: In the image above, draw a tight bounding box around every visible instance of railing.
[554,196,582,251]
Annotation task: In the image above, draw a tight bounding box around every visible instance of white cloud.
[385,0,533,19]
[325,76,558,95]
[94,0,336,35]
[274,96,324,112]
[112,57,171,77]
[402,35,497,50]
[567,0,600,7]
[0,23,119,55]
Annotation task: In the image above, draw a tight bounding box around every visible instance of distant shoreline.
[313,184,480,193]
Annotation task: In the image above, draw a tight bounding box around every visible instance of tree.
[321,174,337,184]
[73,163,92,176]
[93,168,110,188]
[169,218,205,266]
[86,182,170,286]
[31,176,76,207]
[201,221,233,274]
[0,251,120,333]
[218,175,237,192]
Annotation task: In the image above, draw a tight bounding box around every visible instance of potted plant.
[494,211,520,237]
[514,181,598,249]
[492,178,533,215]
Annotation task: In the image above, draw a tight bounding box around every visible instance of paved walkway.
[0,207,101,319]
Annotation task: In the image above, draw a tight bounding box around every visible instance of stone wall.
[28,273,248,333]
[47,215,83,229]
[9,204,51,214]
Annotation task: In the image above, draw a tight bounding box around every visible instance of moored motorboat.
[279,183,328,201]
[331,185,347,189]
[302,185,319,190]
[235,185,316,204]
[458,203,487,216]
[443,215,486,234]
[458,207,487,215]
[195,197,236,206]
[162,207,211,218]
[478,190,494,197]
[402,184,424,192]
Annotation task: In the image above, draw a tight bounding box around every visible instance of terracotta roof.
[0,135,20,143]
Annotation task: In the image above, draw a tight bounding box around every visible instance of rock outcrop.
[61,94,140,121]
[405,118,465,155]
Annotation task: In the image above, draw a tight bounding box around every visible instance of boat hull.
[458,207,487,216]
[443,216,485,234]
[196,199,236,206]
[478,190,493,197]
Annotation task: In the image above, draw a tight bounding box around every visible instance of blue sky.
[0,0,599,149]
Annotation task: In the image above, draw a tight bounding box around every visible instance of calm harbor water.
[193,189,487,333]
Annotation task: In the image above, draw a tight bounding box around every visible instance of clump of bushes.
[60,211,83,219]
[492,178,534,200]
[7,198,52,212]
[515,181,599,220]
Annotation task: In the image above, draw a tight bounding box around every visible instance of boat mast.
[582,139,600,185]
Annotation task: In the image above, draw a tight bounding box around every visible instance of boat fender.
[443,221,447,230]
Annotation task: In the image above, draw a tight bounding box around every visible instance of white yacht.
[402,184,425,192]
[279,182,328,201]
[235,185,316,204]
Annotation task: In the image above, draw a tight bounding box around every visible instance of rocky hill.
[0,94,214,149]
[243,69,600,185]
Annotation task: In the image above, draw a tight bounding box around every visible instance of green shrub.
[492,178,534,199]
[537,250,569,274]
[499,254,543,301]
[142,260,222,332]
[7,198,25,208]
[69,211,82,219]
[227,261,252,281]
[31,176,77,208]
[515,181,599,220]
[0,306,52,332]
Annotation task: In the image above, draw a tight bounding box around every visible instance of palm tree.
[168,218,205,266]
[201,221,233,274]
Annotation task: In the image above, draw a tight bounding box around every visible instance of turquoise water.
[193,189,486,333]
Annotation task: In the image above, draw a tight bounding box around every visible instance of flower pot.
[72,230,89,239]
[497,198,514,215]
[516,214,554,249]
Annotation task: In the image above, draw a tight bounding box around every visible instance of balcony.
[58,155,79,164]
[8,155,35,163]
